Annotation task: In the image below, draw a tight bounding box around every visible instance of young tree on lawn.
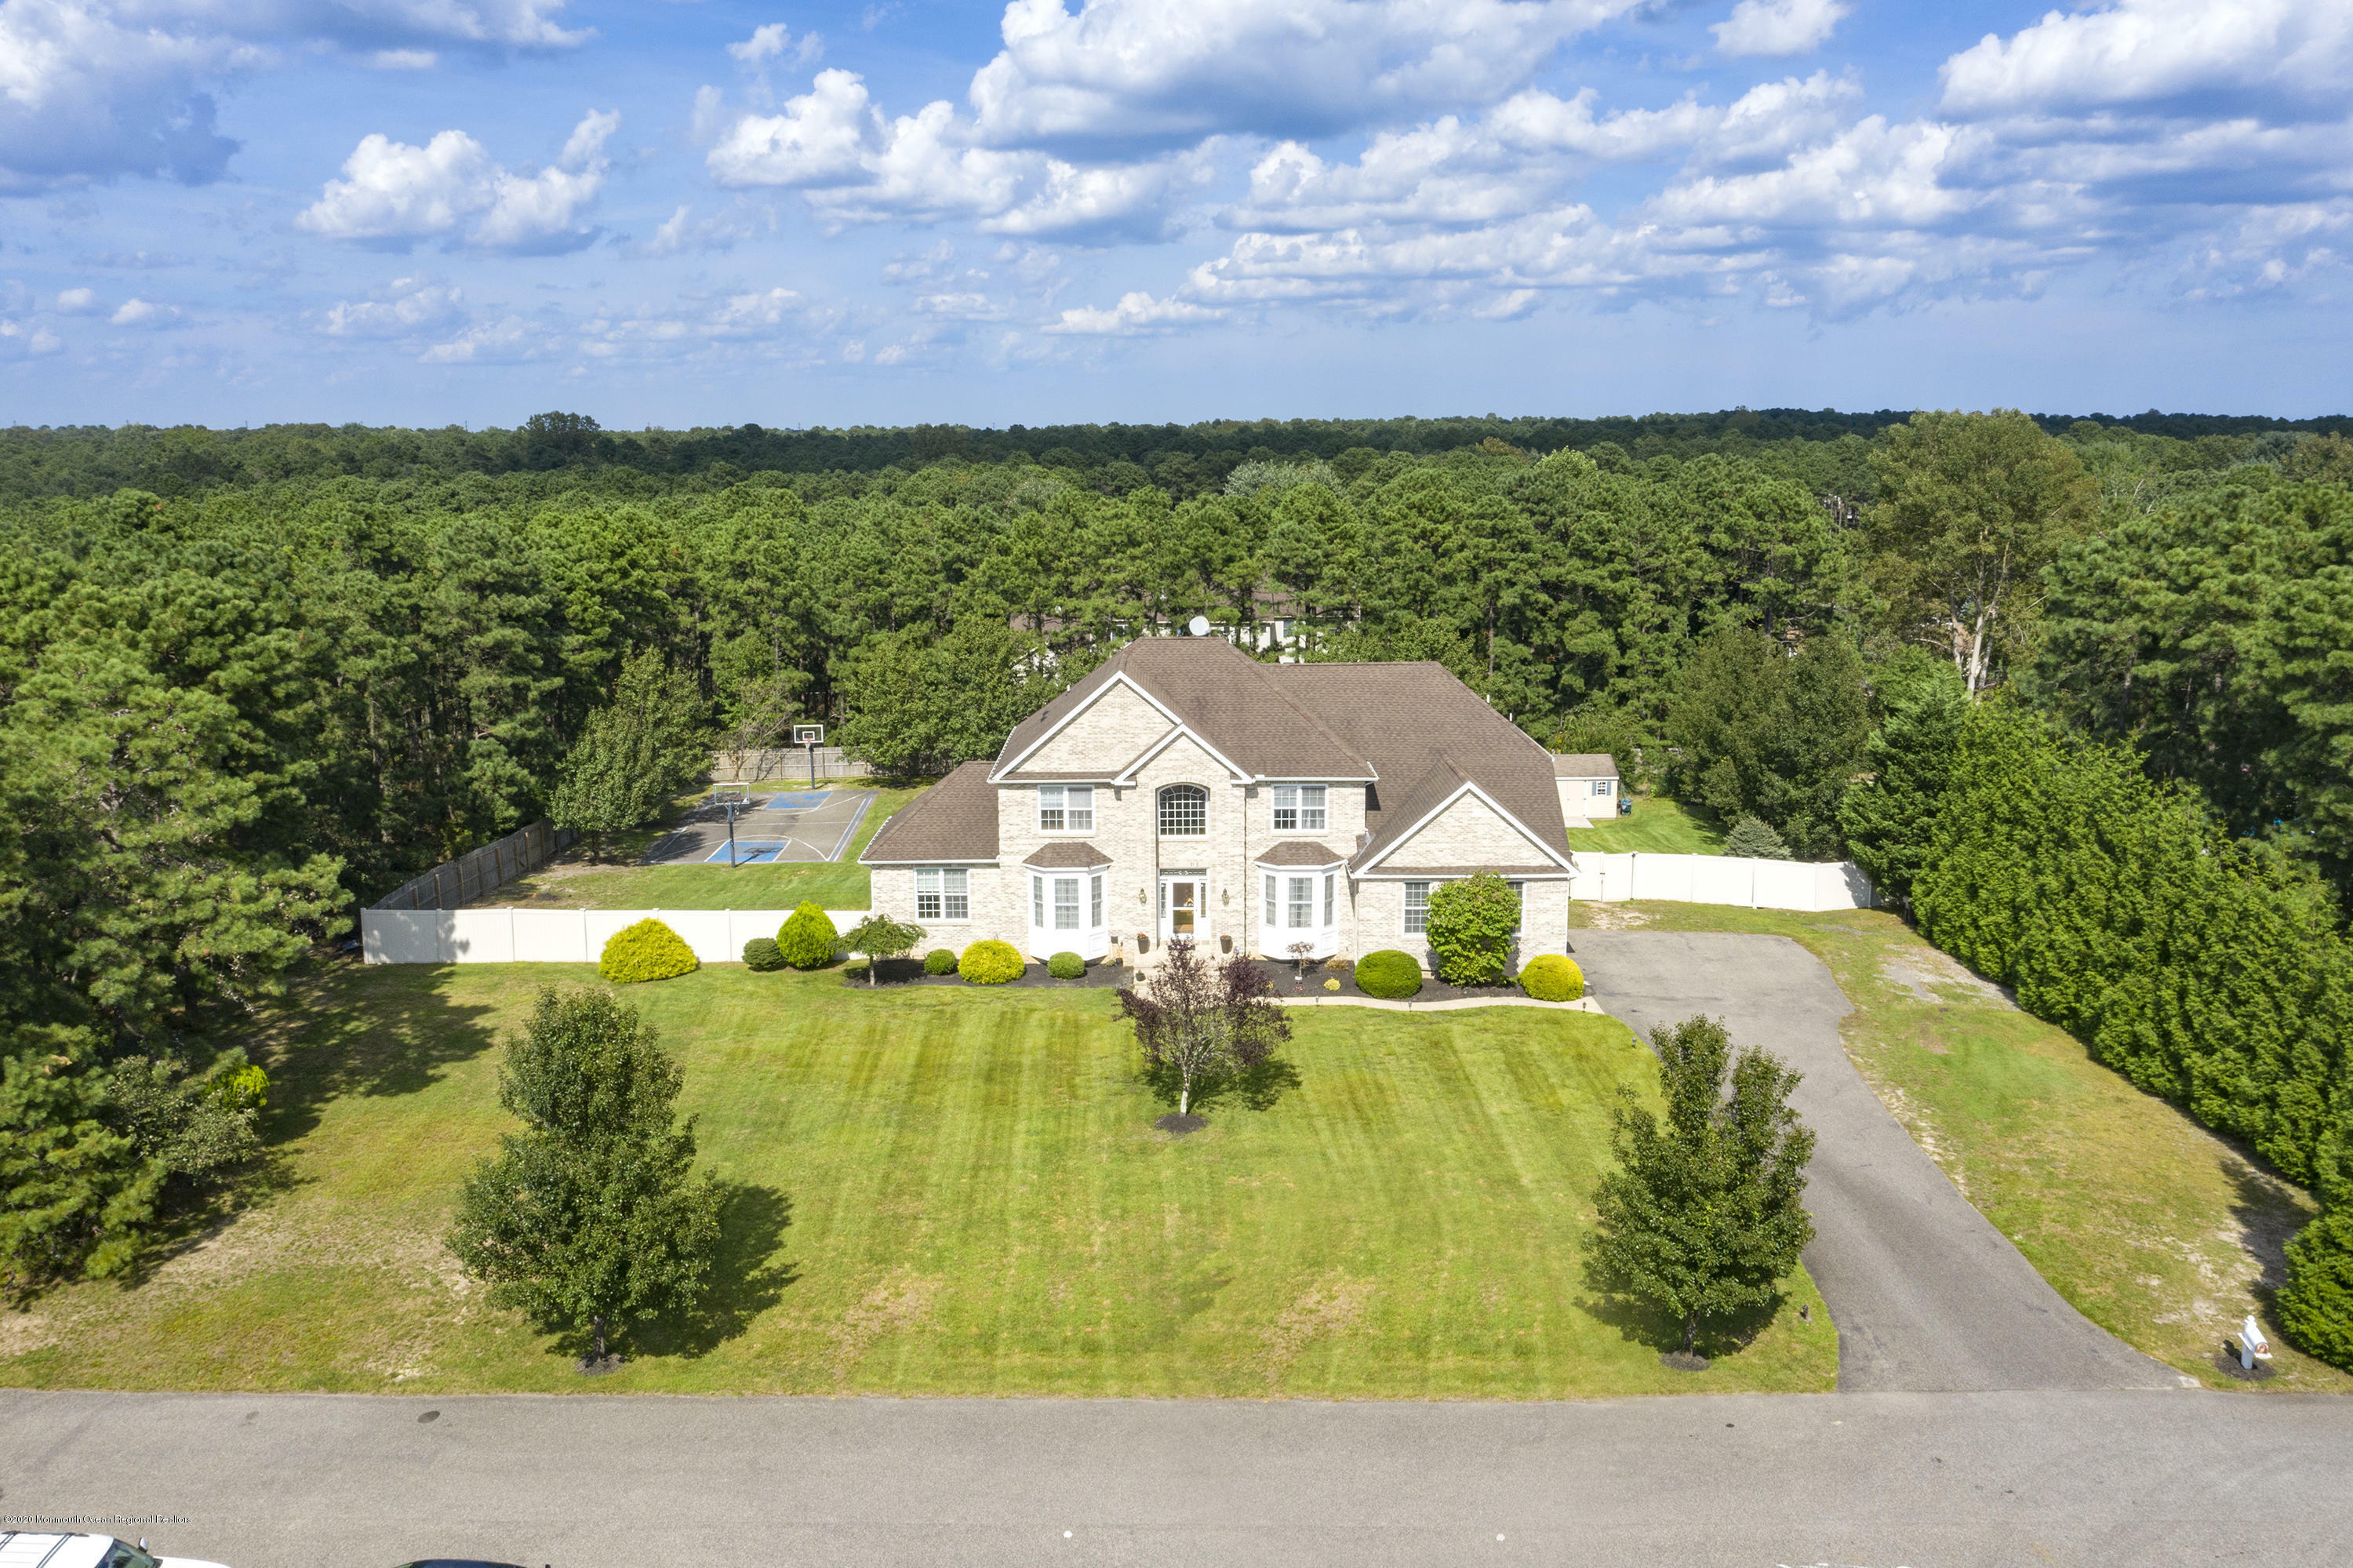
[1587,1015,1817,1357]
[448,988,722,1365]
[1424,871,1522,984]
[842,915,925,986]
[1118,940,1292,1117]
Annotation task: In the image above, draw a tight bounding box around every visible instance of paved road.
[6,1387,2351,1567]
[1571,930,2179,1394]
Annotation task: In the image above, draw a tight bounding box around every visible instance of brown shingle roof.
[1551,753,1619,778]
[1254,839,1347,867]
[1021,841,1111,868]
[1264,662,1572,868]
[858,761,998,864]
[994,636,1372,781]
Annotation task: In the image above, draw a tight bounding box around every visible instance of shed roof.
[1551,752,1620,778]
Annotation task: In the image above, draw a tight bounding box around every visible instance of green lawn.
[493,783,926,911]
[1564,797,1726,855]
[0,962,1835,1398]
[1569,900,2353,1393]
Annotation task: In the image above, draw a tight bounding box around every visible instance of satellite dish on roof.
[1187,614,1212,636]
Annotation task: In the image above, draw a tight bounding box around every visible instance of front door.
[1160,876,1201,946]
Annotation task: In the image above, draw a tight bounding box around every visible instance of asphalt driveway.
[1570,930,2180,1393]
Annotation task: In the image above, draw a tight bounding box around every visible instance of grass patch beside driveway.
[1569,900,2353,1394]
[0,962,1834,1399]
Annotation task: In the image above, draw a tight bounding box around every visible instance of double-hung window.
[1038,784,1093,831]
[1053,877,1080,930]
[1507,880,1526,938]
[1287,876,1315,929]
[1264,874,1278,927]
[1272,784,1328,832]
[1402,881,1431,935]
[915,867,969,922]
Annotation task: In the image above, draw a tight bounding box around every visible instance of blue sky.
[2,0,2349,428]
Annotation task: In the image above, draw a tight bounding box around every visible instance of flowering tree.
[1117,940,1291,1117]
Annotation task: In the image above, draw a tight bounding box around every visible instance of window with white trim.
[1264,874,1278,926]
[1038,784,1094,831]
[1089,873,1104,929]
[1272,784,1328,831]
[1158,784,1207,836]
[1322,873,1334,925]
[1403,881,1431,934]
[1287,876,1315,929]
[1591,779,1613,798]
[1031,875,1045,927]
[1508,880,1526,937]
[914,867,969,922]
[1053,876,1080,930]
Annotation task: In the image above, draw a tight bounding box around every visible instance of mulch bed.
[1155,1113,1206,1136]
[841,955,1538,1003]
[1659,1352,1711,1373]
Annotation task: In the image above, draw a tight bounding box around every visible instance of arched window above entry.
[1158,784,1208,837]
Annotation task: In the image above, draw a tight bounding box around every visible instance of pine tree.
[448,988,722,1365]
[1587,1015,1817,1356]
[1722,815,1791,860]
[548,649,707,857]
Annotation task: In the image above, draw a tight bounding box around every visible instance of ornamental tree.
[448,988,722,1366]
[1587,1014,1817,1357]
[842,914,926,986]
[1118,940,1291,1118]
[1424,871,1521,985]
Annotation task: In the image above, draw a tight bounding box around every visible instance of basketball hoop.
[794,722,826,788]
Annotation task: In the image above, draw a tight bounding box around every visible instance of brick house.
[860,635,1580,972]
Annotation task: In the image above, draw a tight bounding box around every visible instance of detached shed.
[1551,753,1621,827]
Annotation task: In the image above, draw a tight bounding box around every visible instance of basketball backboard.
[793,722,826,745]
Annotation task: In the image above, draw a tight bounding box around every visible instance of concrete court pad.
[5,1387,2349,1568]
[1570,929,2180,1393]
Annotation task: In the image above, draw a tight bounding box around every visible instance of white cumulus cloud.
[1712,0,1849,59]
[1940,0,2353,117]
[1046,289,1221,333]
[296,109,620,253]
[321,276,467,337]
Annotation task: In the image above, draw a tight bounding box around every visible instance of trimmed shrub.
[2282,1209,2353,1370]
[1355,949,1423,999]
[599,918,699,984]
[776,902,840,970]
[741,937,786,971]
[1425,871,1520,984]
[1519,954,1585,1002]
[959,940,1025,985]
[1048,951,1085,980]
[923,948,958,976]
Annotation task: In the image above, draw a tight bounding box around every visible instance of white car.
[0,1534,229,1568]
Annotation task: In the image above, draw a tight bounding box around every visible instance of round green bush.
[958,940,1025,985]
[922,947,958,976]
[1518,953,1584,1002]
[742,937,786,972]
[776,902,840,970]
[599,917,700,984]
[1047,951,1085,980]
[1355,949,1423,999]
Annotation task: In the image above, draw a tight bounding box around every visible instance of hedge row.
[1854,701,2353,1366]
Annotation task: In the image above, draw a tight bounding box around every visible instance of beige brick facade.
[864,643,1580,974]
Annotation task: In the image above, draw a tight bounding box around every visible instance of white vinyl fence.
[362,908,866,965]
[1567,853,1874,912]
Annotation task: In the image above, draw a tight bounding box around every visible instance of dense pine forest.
[8,406,2353,1353]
